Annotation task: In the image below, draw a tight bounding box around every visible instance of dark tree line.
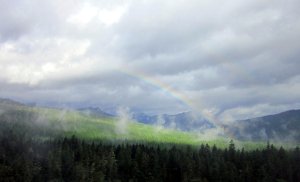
[0,131,299,182]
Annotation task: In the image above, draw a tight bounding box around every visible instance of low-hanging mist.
[115,106,133,136]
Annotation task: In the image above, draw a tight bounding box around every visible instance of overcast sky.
[1,0,300,122]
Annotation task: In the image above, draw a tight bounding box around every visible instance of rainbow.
[115,67,241,140]
[117,67,220,127]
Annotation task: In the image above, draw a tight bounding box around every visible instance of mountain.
[77,107,114,118]
[226,109,300,142]
[0,98,24,107]
[132,112,214,131]
[1,98,299,145]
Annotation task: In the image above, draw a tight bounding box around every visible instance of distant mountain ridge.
[132,112,215,131]
[225,109,300,142]
[77,107,114,118]
[0,98,24,106]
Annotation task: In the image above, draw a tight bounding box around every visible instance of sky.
[0,0,300,122]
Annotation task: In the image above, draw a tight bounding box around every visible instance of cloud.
[218,102,300,123]
[0,0,300,121]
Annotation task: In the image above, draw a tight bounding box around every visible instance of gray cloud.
[0,0,300,121]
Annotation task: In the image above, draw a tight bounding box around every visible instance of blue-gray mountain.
[77,107,114,118]
[224,110,300,142]
[132,112,215,131]
[0,98,25,107]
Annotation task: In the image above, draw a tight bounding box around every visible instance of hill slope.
[0,99,208,145]
[226,109,300,142]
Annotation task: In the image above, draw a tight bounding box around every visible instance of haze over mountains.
[77,103,300,142]
[132,112,214,131]
[78,107,214,131]
[2,98,299,143]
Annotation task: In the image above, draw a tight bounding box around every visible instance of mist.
[115,106,132,136]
